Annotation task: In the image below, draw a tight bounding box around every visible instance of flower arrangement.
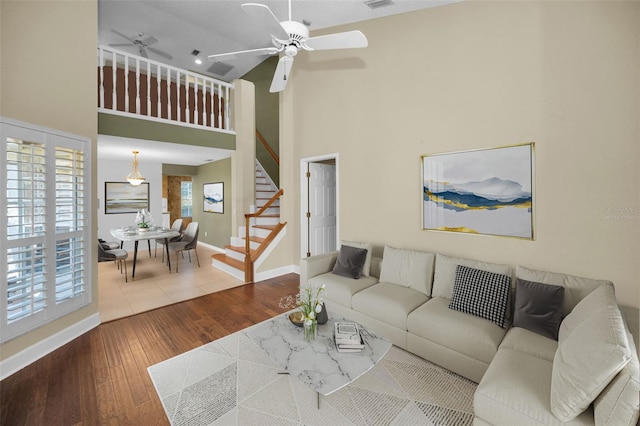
[135,209,153,229]
[281,284,326,341]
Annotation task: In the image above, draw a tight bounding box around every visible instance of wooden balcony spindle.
[176,71,181,122]
[224,86,230,131]
[135,58,140,114]
[146,62,151,116]
[193,76,199,125]
[167,68,171,120]
[185,76,190,124]
[112,51,117,110]
[201,79,206,126]
[124,56,129,112]
[210,82,215,128]
[99,48,104,109]
[156,64,161,118]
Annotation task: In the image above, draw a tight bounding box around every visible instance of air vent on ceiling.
[207,61,234,76]
[364,0,394,9]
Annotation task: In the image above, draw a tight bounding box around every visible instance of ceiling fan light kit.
[207,0,368,93]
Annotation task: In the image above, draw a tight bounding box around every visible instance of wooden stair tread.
[225,245,256,256]
[254,224,278,231]
[211,253,244,270]
[249,236,265,243]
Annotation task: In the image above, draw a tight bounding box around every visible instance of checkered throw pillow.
[449,264,511,328]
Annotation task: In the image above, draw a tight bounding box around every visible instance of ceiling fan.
[109,29,173,60]
[208,1,368,93]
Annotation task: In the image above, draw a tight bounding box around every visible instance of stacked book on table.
[334,321,365,353]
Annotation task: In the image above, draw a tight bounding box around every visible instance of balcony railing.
[97,46,234,134]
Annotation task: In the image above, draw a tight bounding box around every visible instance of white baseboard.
[0,312,101,381]
[197,241,225,253]
[255,264,300,282]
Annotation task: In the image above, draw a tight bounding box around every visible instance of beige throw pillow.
[379,245,435,296]
[551,304,632,421]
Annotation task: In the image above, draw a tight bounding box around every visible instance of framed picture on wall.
[203,182,224,214]
[105,182,150,214]
[422,143,534,239]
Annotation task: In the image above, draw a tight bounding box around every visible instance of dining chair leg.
[194,249,200,267]
[123,259,127,283]
[175,251,180,273]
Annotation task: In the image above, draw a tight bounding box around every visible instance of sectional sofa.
[300,243,640,426]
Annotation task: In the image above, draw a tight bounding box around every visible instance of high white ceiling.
[97,0,460,165]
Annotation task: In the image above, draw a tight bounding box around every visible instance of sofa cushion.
[513,278,565,340]
[332,244,368,279]
[516,265,612,317]
[407,297,507,365]
[352,282,429,330]
[551,305,632,422]
[308,272,378,309]
[432,254,512,300]
[475,347,595,425]
[378,245,435,296]
[449,265,511,328]
[341,240,373,276]
[499,326,558,363]
[594,330,640,426]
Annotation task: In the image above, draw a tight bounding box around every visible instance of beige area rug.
[98,244,244,322]
[148,329,477,425]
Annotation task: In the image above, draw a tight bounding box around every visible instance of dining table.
[110,227,181,279]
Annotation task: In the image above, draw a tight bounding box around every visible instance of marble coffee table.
[242,311,392,403]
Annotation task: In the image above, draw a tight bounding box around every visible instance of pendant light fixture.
[126,150,145,186]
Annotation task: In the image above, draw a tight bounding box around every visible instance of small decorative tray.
[289,311,304,327]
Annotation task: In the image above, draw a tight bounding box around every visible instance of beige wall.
[279,2,640,310]
[0,1,98,359]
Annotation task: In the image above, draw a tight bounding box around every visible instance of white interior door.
[307,162,336,257]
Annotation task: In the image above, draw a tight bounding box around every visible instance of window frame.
[1,117,92,343]
[180,180,193,218]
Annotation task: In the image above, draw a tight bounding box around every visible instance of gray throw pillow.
[332,245,369,279]
[513,278,564,340]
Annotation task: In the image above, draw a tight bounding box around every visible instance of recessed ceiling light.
[195,58,202,65]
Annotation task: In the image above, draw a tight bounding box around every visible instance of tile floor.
[98,243,245,322]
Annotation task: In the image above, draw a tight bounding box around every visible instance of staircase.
[211,161,286,282]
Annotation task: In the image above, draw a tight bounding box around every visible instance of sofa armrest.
[300,251,339,286]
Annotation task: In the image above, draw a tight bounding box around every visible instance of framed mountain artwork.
[203,182,224,213]
[422,143,534,239]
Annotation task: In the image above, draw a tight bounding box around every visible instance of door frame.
[300,153,339,259]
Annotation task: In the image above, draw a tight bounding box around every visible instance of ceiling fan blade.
[140,35,158,46]
[241,3,289,40]
[110,29,135,42]
[147,47,173,60]
[109,43,133,47]
[270,55,294,93]
[304,30,368,51]
[208,47,280,62]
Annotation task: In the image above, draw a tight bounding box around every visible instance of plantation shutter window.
[1,118,92,343]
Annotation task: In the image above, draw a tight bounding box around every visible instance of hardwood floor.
[0,274,300,426]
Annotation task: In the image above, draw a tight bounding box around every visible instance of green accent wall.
[163,164,198,176]
[98,113,236,150]
[192,158,232,249]
[242,57,279,187]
